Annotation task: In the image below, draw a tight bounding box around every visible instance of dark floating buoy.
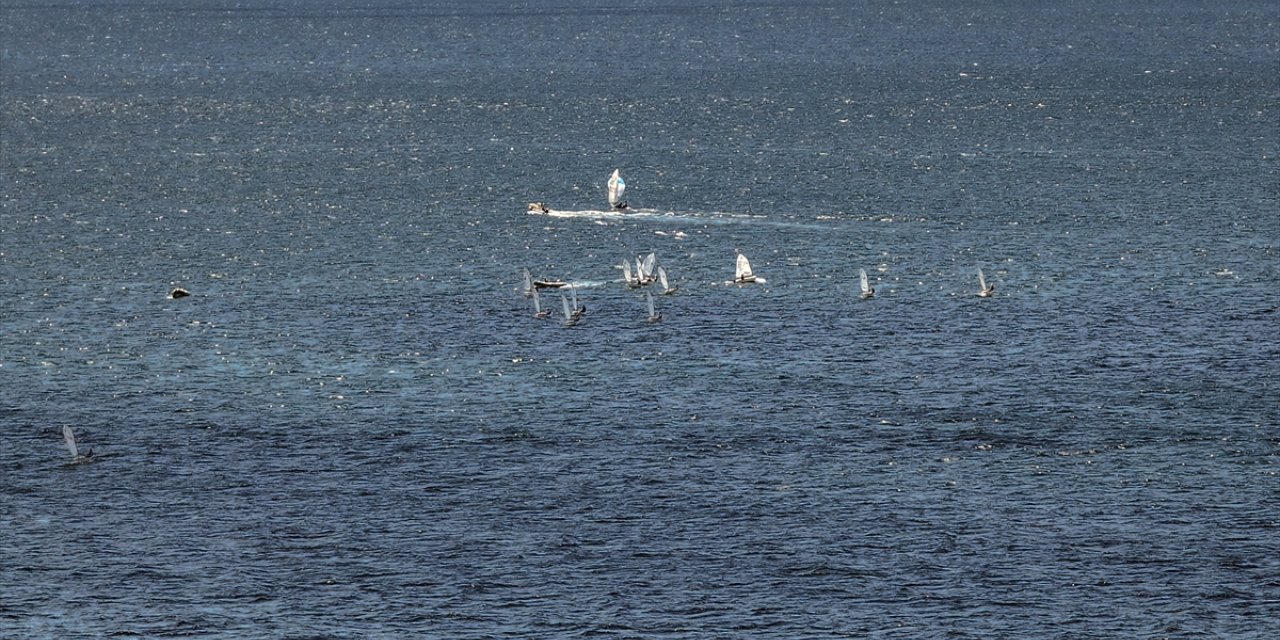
[169,288,191,299]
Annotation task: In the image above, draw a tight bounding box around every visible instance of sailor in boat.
[859,268,875,299]
[613,201,629,211]
[733,251,765,284]
[645,290,662,323]
[977,269,995,297]
[169,287,190,299]
[531,287,551,318]
[527,202,551,214]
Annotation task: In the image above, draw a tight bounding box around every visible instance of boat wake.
[532,208,825,230]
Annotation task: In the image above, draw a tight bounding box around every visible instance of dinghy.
[621,258,640,288]
[645,290,662,323]
[531,287,551,318]
[636,252,657,285]
[561,285,585,326]
[658,266,678,295]
[733,252,765,284]
[63,426,92,462]
[859,268,875,299]
[523,268,567,292]
[977,269,995,297]
[527,202,551,214]
[607,169,628,210]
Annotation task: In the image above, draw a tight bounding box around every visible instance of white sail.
[646,289,661,322]
[621,258,634,285]
[607,169,625,206]
[658,266,669,291]
[532,287,544,314]
[63,426,78,459]
[570,284,579,311]
[859,268,876,299]
[639,252,656,280]
[522,268,535,297]
[735,253,753,280]
[977,268,994,297]
[561,294,573,321]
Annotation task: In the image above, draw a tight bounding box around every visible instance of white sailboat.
[977,268,995,297]
[621,258,639,288]
[63,426,92,462]
[521,268,535,297]
[733,252,765,284]
[637,252,657,285]
[859,268,875,299]
[607,169,628,210]
[645,290,662,323]
[561,293,577,326]
[658,266,678,295]
[531,287,550,318]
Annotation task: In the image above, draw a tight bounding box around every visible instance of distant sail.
[639,252,656,282]
[658,266,677,295]
[646,289,661,323]
[735,253,753,280]
[522,268,535,297]
[977,268,995,297]
[607,169,626,207]
[859,268,874,298]
[63,426,78,459]
[734,252,765,284]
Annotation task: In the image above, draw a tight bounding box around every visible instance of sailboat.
[561,285,586,326]
[658,266,678,295]
[607,169,628,210]
[859,268,875,299]
[645,290,662,323]
[531,287,551,318]
[63,426,92,462]
[733,252,765,284]
[977,268,995,297]
[621,258,640,288]
[636,252,657,285]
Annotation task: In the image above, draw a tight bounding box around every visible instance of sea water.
[2,1,1277,637]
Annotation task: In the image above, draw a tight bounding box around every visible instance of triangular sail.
[532,287,543,314]
[978,269,988,291]
[570,284,579,311]
[63,426,78,458]
[736,253,753,280]
[658,266,669,291]
[607,169,625,206]
[646,289,657,319]
[621,259,633,284]
[561,294,573,321]
[522,268,534,297]
[860,268,870,294]
[640,252,656,279]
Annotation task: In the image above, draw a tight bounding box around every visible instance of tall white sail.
[63,426,78,459]
[735,253,753,280]
[607,169,625,207]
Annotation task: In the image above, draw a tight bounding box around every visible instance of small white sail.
[531,287,548,317]
[734,252,765,283]
[570,284,579,311]
[655,264,675,294]
[859,268,874,299]
[63,426,78,459]
[607,169,626,207]
[639,252,656,281]
[561,293,574,322]
[646,289,661,323]
[735,253,753,280]
[977,268,994,297]
[621,258,635,286]
[522,268,535,297]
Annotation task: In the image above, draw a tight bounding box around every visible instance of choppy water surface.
[2,1,1278,637]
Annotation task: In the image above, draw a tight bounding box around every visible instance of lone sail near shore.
[607,169,626,208]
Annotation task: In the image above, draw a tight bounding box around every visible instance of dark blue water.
[3,1,1278,637]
